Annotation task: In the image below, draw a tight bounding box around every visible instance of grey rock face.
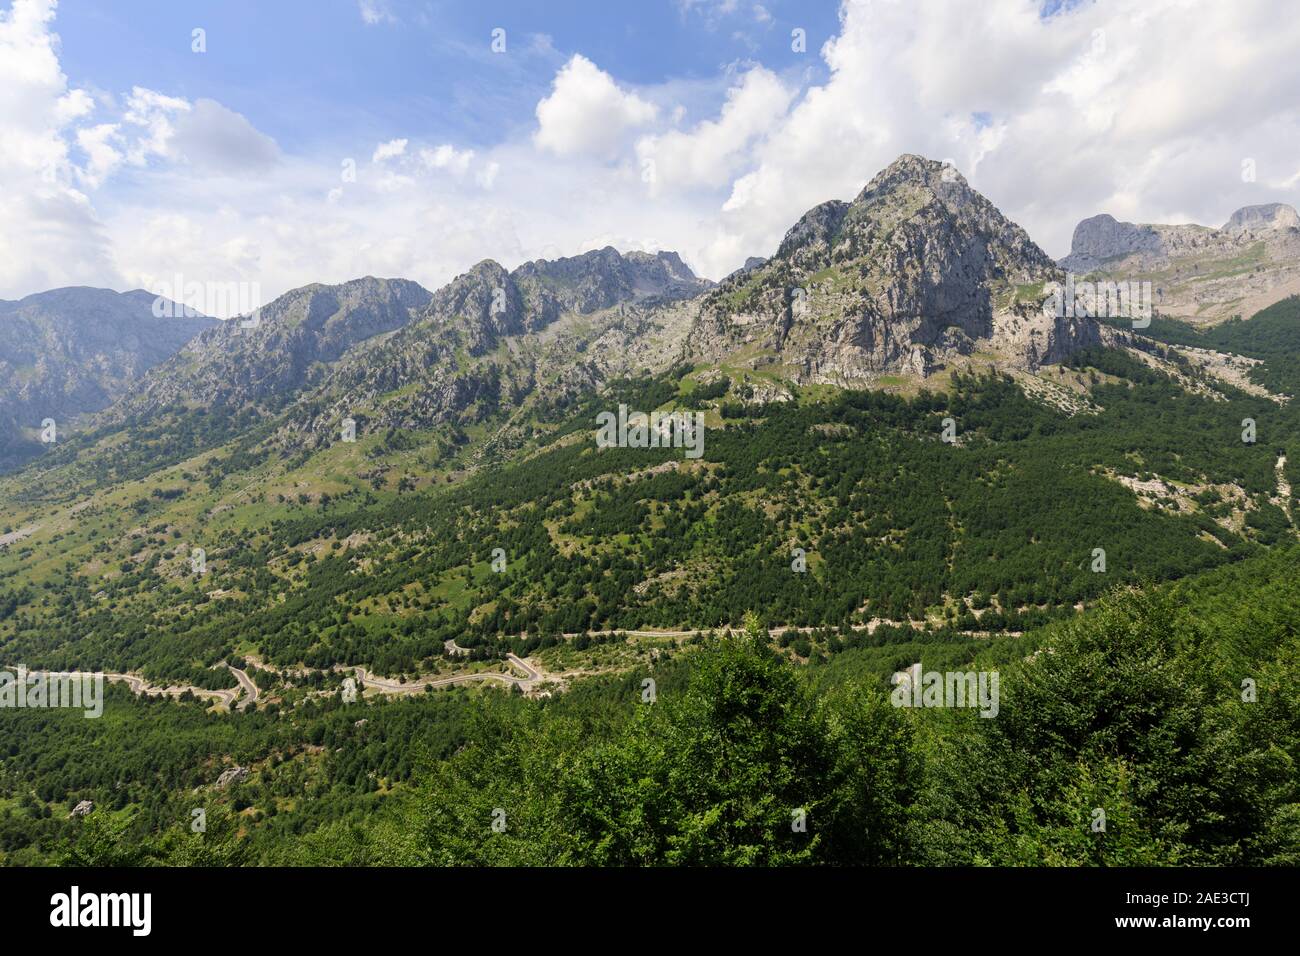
[512,247,712,328]
[1060,202,1300,324]
[215,767,249,788]
[775,199,849,266]
[1221,203,1300,238]
[1062,205,1300,273]
[284,248,712,443]
[119,276,432,414]
[689,153,1083,383]
[119,247,711,442]
[1060,214,1164,273]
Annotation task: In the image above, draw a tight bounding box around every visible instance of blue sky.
[55,1,841,156]
[4,0,1300,314]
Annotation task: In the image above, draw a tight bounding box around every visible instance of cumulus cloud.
[636,66,793,193]
[75,123,122,187]
[706,0,1300,267]
[171,99,280,174]
[121,86,190,164]
[0,0,119,294]
[534,55,657,158]
[372,138,407,163]
[476,161,500,190]
[420,144,475,175]
[7,0,1300,311]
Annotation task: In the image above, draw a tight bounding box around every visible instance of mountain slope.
[1060,203,1300,325]
[72,155,1118,487]
[114,276,433,417]
[0,155,1143,507]
[688,154,1109,386]
[276,249,712,454]
[0,287,214,471]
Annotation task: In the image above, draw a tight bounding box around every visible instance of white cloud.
[676,0,741,23]
[636,66,793,193]
[372,138,407,163]
[358,1,395,26]
[0,0,119,294]
[373,170,415,192]
[419,144,475,175]
[75,123,122,187]
[534,55,657,158]
[703,0,1300,266]
[7,0,1300,313]
[476,161,500,190]
[171,99,279,173]
[54,87,92,123]
[121,86,190,164]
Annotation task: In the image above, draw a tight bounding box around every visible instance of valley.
[1,154,1298,869]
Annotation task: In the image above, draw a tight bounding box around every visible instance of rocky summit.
[1060,203,1300,324]
[688,154,1107,385]
[84,156,1119,467]
[4,156,1131,481]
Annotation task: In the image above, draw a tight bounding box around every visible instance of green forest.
[1,347,1292,684]
[5,544,1297,867]
[1,313,1298,866]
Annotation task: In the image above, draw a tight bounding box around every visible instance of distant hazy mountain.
[0,287,213,471]
[114,276,434,417]
[1060,203,1300,325]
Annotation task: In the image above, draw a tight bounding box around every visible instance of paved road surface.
[224,664,259,708]
[352,654,542,695]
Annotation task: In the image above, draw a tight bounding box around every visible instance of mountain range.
[1,154,1298,868]
[9,155,1298,483]
[1060,201,1300,325]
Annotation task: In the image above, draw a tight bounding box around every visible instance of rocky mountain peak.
[513,246,711,315]
[693,154,1078,383]
[1059,214,1163,273]
[246,276,431,333]
[1221,202,1300,237]
[773,153,1053,280]
[1063,203,1300,273]
[427,261,524,348]
[1059,201,1300,324]
[775,200,849,264]
[120,276,431,414]
[852,152,967,199]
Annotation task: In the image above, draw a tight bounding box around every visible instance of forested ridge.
[0,347,1291,684]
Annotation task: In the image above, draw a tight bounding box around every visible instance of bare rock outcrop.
[1059,203,1300,324]
[687,154,1090,383]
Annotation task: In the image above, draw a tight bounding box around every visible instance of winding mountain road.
[57,671,241,707]
[352,654,542,695]
[5,666,260,709]
[12,610,1013,715]
[224,663,259,708]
